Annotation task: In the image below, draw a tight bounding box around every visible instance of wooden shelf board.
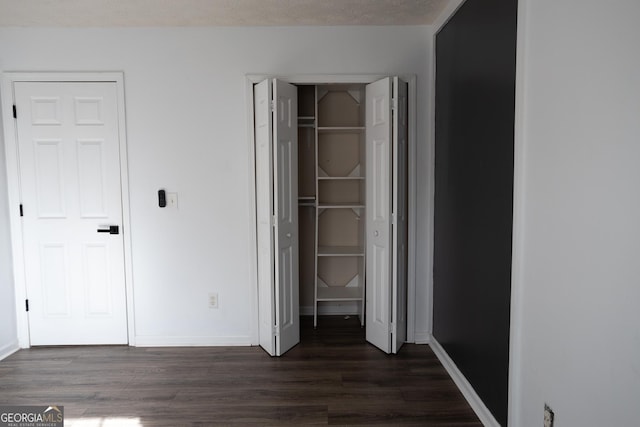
[317,286,363,301]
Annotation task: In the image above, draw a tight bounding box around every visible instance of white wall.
[513,0,640,425]
[0,101,18,359]
[0,26,433,345]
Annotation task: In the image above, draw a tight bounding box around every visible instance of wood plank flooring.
[0,316,481,426]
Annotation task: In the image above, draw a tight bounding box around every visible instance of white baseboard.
[430,336,500,427]
[0,340,19,361]
[413,331,431,344]
[134,335,252,347]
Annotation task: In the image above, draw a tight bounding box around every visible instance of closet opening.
[252,76,412,357]
[298,84,366,332]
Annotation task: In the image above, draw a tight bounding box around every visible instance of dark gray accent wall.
[433,0,518,425]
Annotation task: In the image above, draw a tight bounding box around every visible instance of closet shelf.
[318,202,365,209]
[317,286,363,301]
[318,246,365,257]
[298,196,316,207]
[298,117,316,128]
[317,126,365,134]
[317,176,364,180]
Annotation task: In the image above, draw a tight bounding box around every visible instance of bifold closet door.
[254,79,300,357]
[365,76,409,354]
[392,77,409,354]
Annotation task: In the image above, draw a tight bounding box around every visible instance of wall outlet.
[208,293,218,309]
[544,404,555,427]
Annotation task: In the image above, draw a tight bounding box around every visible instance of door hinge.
[391,212,396,225]
[273,325,280,337]
[25,299,29,312]
[272,214,277,227]
[392,97,398,111]
[13,105,17,119]
[270,100,276,112]
[390,322,395,334]
[19,204,23,217]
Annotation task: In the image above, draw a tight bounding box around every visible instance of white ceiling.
[0,0,451,27]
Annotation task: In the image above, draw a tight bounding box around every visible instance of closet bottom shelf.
[316,287,363,301]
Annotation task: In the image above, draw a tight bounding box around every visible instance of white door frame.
[245,74,418,345]
[1,72,135,348]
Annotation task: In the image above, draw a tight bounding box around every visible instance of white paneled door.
[365,77,409,354]
[272,79,300,356]
[365,77,393,353]
[254,79,300,356]
[14,82,128,345]
[254,79,276,355]
[392,76,409,354]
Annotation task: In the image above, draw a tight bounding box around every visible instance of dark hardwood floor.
[0,316,481,426]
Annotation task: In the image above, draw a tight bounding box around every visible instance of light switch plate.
[167,192,178,208]
[208,293,218,309]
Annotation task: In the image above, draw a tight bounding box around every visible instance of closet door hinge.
[391,213,396,225]
[390,322,395,334]
[13,105,17,119]
[391,97,398,111]
[272,215,277,227]
[272,325,280,337]
[270,100,276,112]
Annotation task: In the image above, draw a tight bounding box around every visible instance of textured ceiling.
[0,0,451,27]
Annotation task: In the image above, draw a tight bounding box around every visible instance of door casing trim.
[244,74,418,346]
[1,72,135,347]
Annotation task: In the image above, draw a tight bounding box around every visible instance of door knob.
[97,225,120,235]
